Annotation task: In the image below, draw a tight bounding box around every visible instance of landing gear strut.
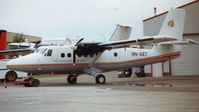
[67,75,77,84]
[24,77,40,87]
[95,74,106,84]
[67,74,106,84]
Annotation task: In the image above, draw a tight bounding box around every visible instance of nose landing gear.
[24,77,40,87]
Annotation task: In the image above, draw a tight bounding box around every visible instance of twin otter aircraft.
[7,9,187,86]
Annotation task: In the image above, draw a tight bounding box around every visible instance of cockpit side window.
[46,49,52,56]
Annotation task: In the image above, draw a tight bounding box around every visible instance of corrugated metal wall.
[143,1,199,76]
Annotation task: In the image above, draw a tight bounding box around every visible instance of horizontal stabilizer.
[160,39,199,45]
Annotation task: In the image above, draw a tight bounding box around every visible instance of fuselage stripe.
[7,51,180,68]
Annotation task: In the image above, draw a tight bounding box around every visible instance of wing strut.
[84,53,103,76]
[88,53,102,67]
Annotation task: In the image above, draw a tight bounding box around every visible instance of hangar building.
[0,30,41,59]
[143,0,199,77]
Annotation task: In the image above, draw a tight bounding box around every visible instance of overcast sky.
[0,0,193,42]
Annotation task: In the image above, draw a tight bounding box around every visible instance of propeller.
[73,38,84,65]
[26,40,41,51]
[34,40,42,49]
[75,38,84,46]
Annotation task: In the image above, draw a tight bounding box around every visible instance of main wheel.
[67,75,77,84]
[95,74,106,84]
[5,71,17,82]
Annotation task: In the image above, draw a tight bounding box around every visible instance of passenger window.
[114,52,118,57]
[67,53,71,58]
[61,53,65,58]
[47,49,52,56]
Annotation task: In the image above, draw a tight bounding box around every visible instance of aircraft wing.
[0,49,32,54]
[100,35,177,48]
[75,36,176,56]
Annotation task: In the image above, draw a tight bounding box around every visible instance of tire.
[67,75,77,84]
[32,79,40,87]
[95,74,106,84]
[24,78,40,87]
[135,72,146,77]
[5,71,17,82]
[24,79,31,87]
[125,68,132,77]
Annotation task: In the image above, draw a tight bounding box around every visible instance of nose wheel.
[24,77,40,87]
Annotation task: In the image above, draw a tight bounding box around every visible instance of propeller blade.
[34,40,41,48]
[73,38,83,65]
[73,50,76,65]
[75,38,84,46]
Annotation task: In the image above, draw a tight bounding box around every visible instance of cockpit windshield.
[34,48,47,54]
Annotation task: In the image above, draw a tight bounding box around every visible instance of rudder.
[159,9,185,41]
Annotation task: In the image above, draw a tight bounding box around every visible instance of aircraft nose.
[6,55,29,71]
[6,59,19,70]
[6,54,37,72]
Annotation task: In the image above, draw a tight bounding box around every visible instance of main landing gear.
[67,74,106,84]
[24,77,40,87]
[95,74,106,84]
[67,74,77,84]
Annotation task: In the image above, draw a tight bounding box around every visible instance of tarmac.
[0,73,199,112]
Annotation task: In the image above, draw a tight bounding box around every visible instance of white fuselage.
[7,46,180,74]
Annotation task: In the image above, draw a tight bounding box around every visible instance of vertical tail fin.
[109,24,132,41]
[159,9,185,41]
[154,9,186,55]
